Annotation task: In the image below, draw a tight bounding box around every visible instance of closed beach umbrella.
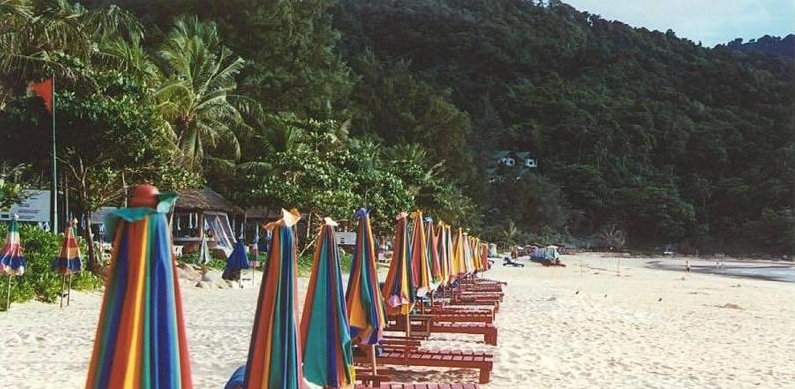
[451,228,466,278]
[85,185,192,389]
[462,232,474,275]
[52,220,82,275]
[441,224,454,285]
[242,209,305,389]
[346,209,385,345]
[300,218,354,388]
[0,216,26,276]
[51,219,82,307]
[409,211,431,297]
[346,209,386,376]
[382,212,414,316]
[222,240,251,286]
[1,216,26,310]
[425,218,441,289]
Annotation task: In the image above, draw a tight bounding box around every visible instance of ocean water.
[649,260,795,283]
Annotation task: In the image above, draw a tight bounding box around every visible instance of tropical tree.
[155,15,251,170]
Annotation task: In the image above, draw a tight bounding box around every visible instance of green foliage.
[0,223,103,310]
[331,0,794,254]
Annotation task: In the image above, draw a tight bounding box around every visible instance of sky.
[562,0,795,47]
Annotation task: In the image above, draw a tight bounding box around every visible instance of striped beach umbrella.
[346,209,386,376]
[425,217,441,289]
[382,212,414,316]
[346,209,385,345]
[52,220,82,275]
[0,217,26,276]
[300,218,354,388]
[1,216,26,310]
[52,220,82,307]
[462,232,475,275]
[442,224,454,285]
[451,228,466,278]
[85,185,192,389]
[409,211,431,297]
[242,209,304,389]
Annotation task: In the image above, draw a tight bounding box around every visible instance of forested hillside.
[724,35,795,62]
[4,0,793,254]
[329,0,794,253]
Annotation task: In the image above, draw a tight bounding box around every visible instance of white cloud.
[563,0,794,46]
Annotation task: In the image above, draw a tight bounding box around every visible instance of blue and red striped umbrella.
[52,221,82,275]
[300,218,354,388]
[85,185,192,389]
[0,217,26,276]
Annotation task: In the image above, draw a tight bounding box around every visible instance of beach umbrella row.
[81,186,489,389]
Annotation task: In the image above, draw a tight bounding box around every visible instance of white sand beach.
[1,253,793,388]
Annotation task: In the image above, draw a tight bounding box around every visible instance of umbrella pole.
[67,274,73,306]
[370,344,378,376]
[405,313,411,337]
[59,274,66,308]
[6,276,12,310]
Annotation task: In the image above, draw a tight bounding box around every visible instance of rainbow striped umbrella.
[52,220,82,307]
[381,212,414,316]
[52,221,82,275]
[425,218,441,289]
[85,185,192,389]
[409,211,431,297]
[242,209,304,389]
[346,209,385,346]
[300,218,354,388]
[1,216,26,310]
[0,217,26,276]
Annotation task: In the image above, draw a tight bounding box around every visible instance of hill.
[68,0,795,254]
[329,0,794,253]
[723,35,795,62]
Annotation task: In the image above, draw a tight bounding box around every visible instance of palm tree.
[498,220,524,248]
[155,15,250,170]
[0,0,142,86]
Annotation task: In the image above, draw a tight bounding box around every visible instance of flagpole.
[51,77,58,233]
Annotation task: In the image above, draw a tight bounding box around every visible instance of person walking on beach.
[511,245,519,260]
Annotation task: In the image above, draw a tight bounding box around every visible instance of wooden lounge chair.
[441,299,500,313]
[387,319,498,346]
[355,383,480,389]
[412,311,494,324]
[453,291,504,302]
[354,348,493,384]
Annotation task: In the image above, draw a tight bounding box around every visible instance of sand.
[1,253,794,388]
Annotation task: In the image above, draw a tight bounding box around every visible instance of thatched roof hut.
[175,188,242,214]
[173,188,241,257]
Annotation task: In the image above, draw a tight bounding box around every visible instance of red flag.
[29,79,53,113]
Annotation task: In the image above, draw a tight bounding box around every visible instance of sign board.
[90,207,118,224]
[0,190,51,222]
[336,231,357,246]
